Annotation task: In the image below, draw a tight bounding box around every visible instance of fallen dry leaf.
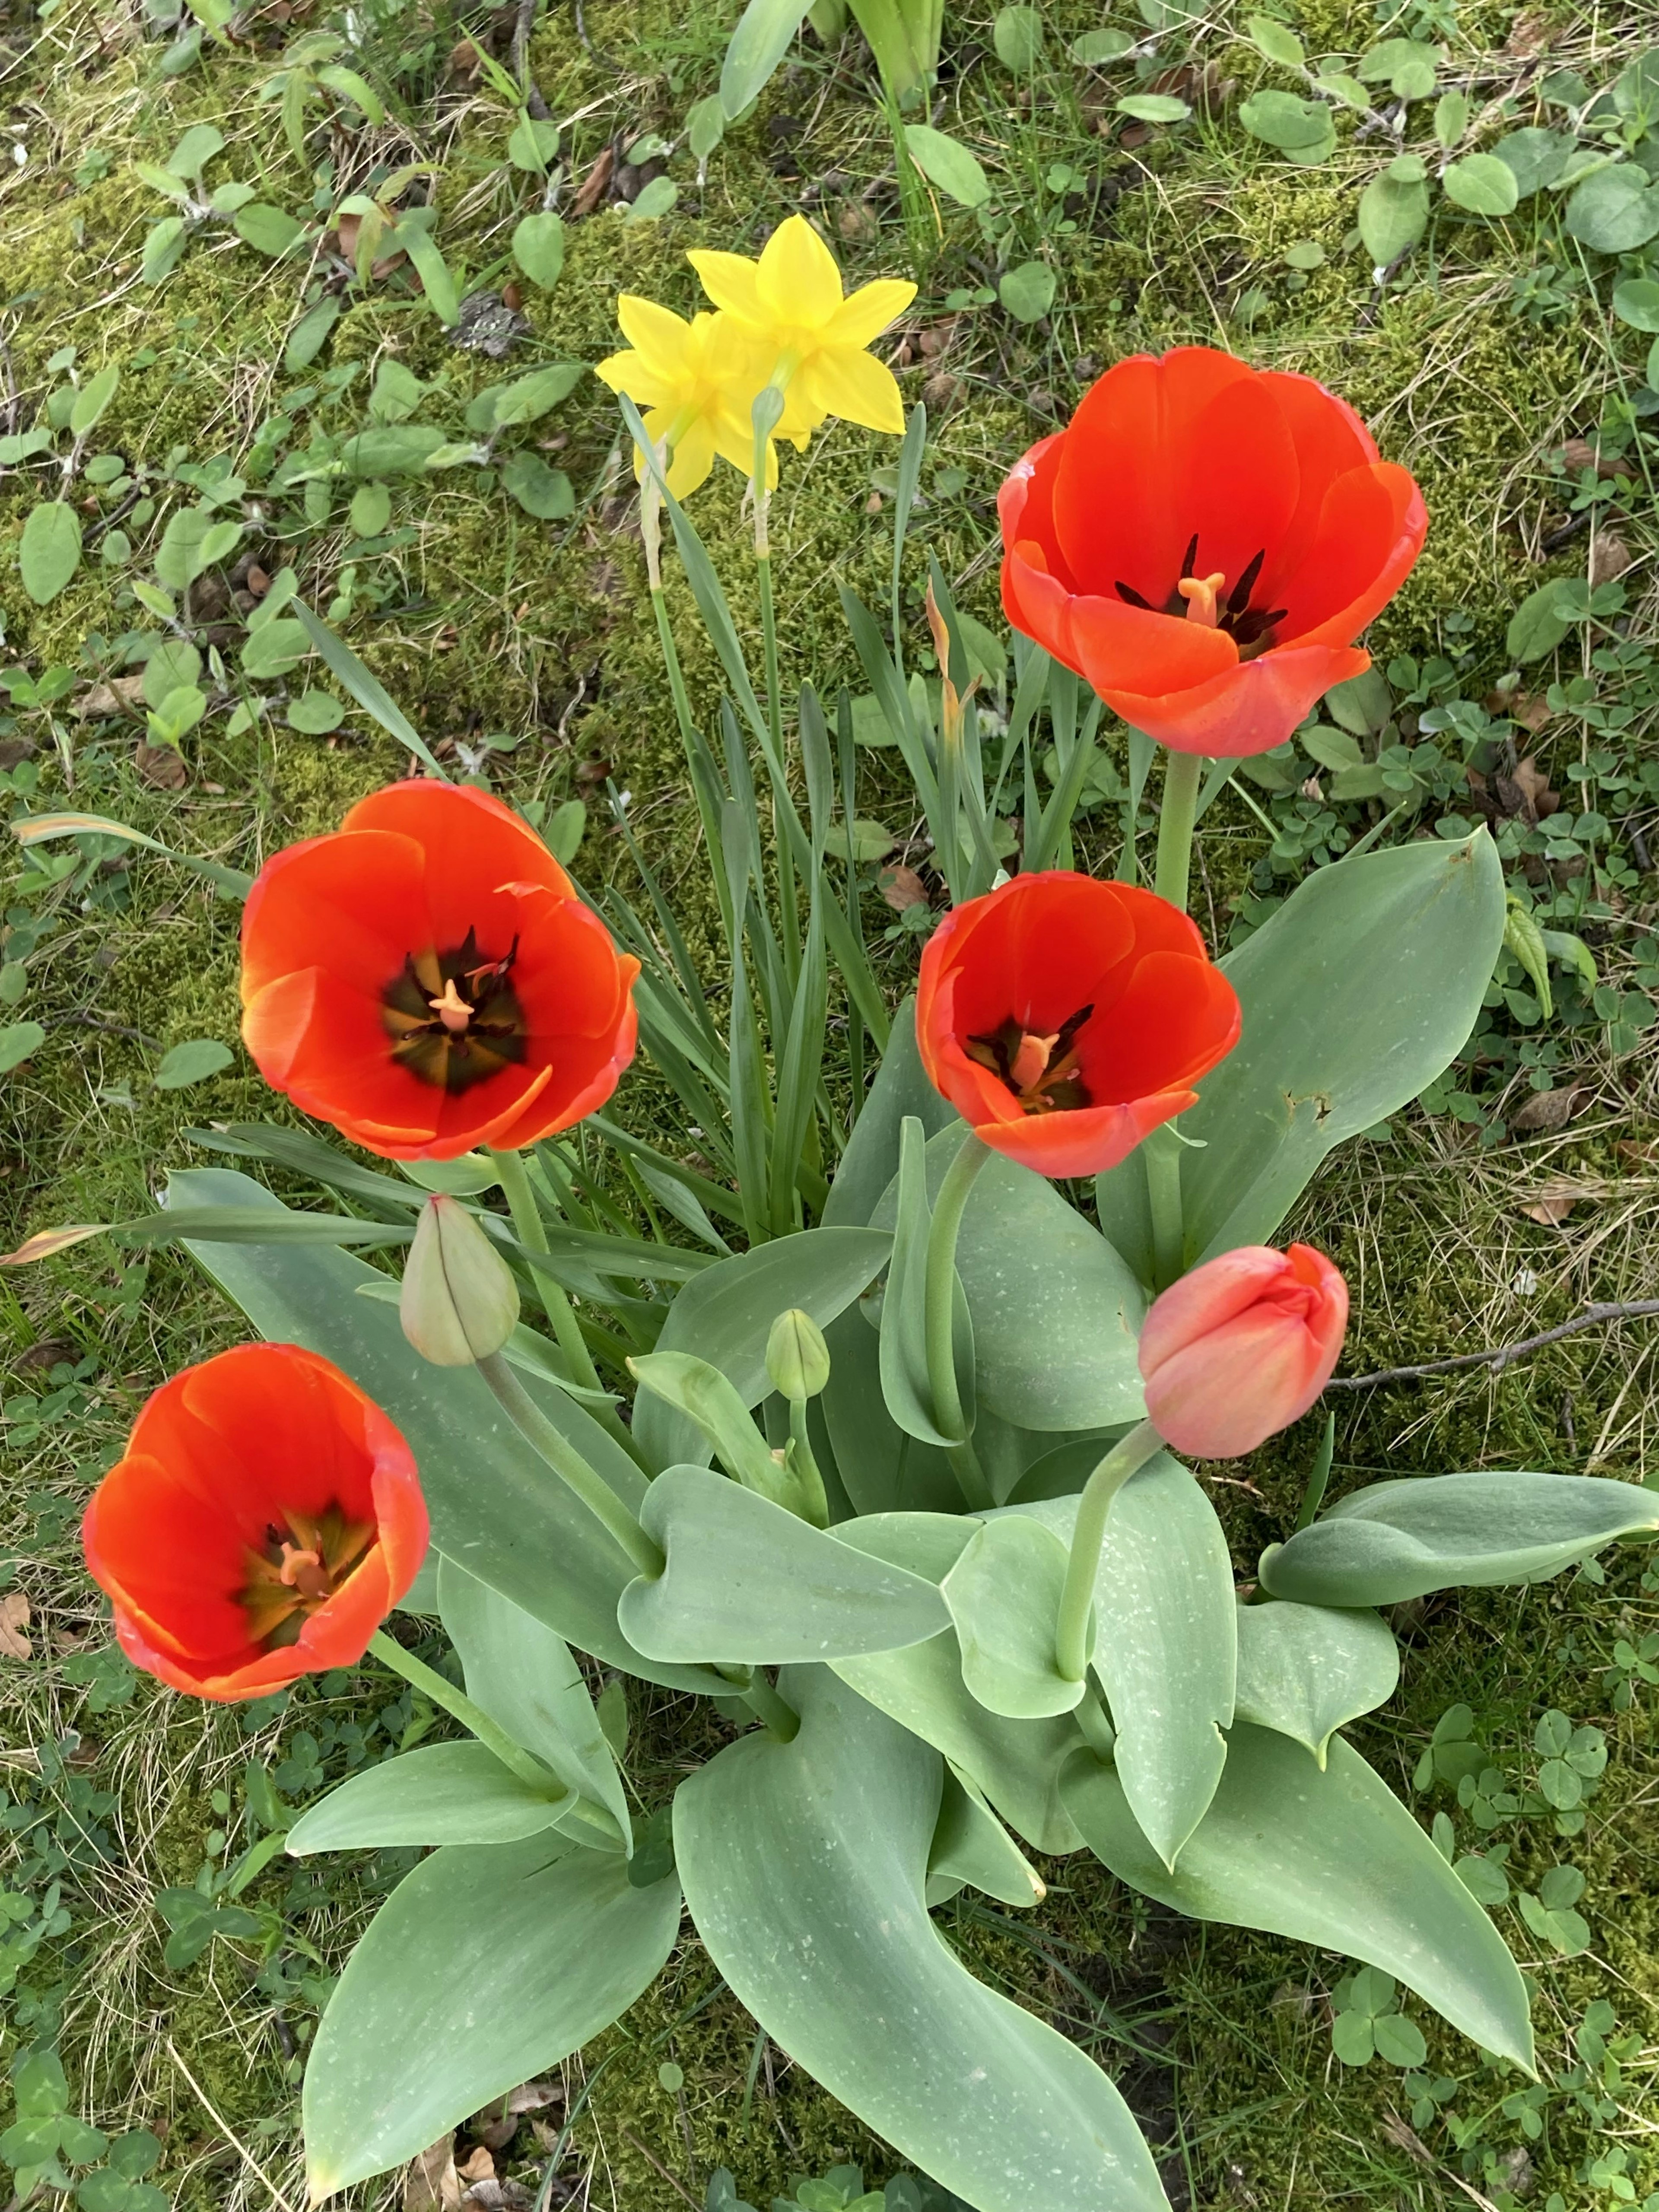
[878,863,929,912]
[1511,1085,1580,1134]
[1520,1176,1598,1225]
[1589,530,1631,588]
[1510,755,1559,821]
[921,371,960,412]
[134,742,188,790]
[0,1224,107,1267]
[1380,2110,1436,2169]
[404,2136,460,2212]
[73,674,145,719]
[572,146,615,218]
[456,2147,495,2184]
[1560,437,1637,481]
[0,1592,32,1661]
[1504,6,1552,52]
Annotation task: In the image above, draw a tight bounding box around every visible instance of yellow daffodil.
[687,214,916,439]
[595,298,794,497]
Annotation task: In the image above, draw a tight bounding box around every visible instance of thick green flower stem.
[741,1669,801,1743]
[366,1628,621,1848]
[1154,747,1204,912]
[476,1351,664,1581]
[786,1397,831,1529]
[1142,1123,1185,1294]
[925,1131,994,1511]
[489,1147,641,1465]
[1054,1419,1166,1683]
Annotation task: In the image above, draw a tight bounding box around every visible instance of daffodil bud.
[400,1196,519,1368]
[765,1308,830,1404]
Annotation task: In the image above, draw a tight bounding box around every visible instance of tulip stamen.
[242,1505,376,1649]
[1114,540,1288,658]
[383,928,528,1094]
[966,1004,1094,1116]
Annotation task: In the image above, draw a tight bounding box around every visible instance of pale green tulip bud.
[400,1195,519,1367]
[765,1308,830,1403]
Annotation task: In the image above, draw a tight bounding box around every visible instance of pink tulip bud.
[1138,1243,1348,1460]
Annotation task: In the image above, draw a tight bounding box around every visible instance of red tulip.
[915,871,1240,1178]
[1000,346,1427,757]
[83,1344,428,1702]
[1138,1243,1348,1459]
[241,781,640,1160]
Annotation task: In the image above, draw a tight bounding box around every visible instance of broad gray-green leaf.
[823,998,958,1230]
[241,617,309,679]
[501,451,573,519]
[153,1038,232,1089]
[438,1557,629,1839]
[1259,1471,1659,1608]
[998,260,1057,323]
[1564,165,1659,253]
[1246,13,1305,66]
[1613,276,1659,332]
[928,1764,1046,1907]
[820,1301,965,1517]
[834,1628,1084,1854]
[303,1834,681,2197]
[169,1167,725,1697]
[1492,125,1572,196]
[286,1741,570,1852]
[512,209,566,289]
[1357,169,1430,268]
[720,0,811,117]
[1233,1600,1399,1764]
[618,1467,948,1663]
[675,1667,1170,2212]
[465,362,585,434]
[155,507,241,591]
[69,365,120,438]
[904,123,992,207]
[1506,577,1576,663]
[1239,89,1336,162]
[19,502,83,605]
[634,1225,890,1471]
[1100,834,1503,1267]
[943,1514,1081,1719]
[873,1128,1144,1433]
[1062,1725,1534,2070]
[234,202,304,255]
[877,1116,969,1449]
[1442,152,1519,216]
[627,1350,782,1495]
[1004,1458,1234,1869]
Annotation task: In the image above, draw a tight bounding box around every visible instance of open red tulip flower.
[915,871,1240,1178]
[240,781,639,1160]
[1000,346,1427,758]
[82,1344,428,1702]
[1139,1243,1348,1459]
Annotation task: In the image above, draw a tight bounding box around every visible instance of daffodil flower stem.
[754,551,802,984]
[648,585,700,759]
[1143,1123,1185,1293]
[476,1351,664,1580]
[925,1130,995,1511]
[1154,747,1204,912]
[490,1147,641,1466]
[366,1629,558,1795]
[1054,1419,1165,1683]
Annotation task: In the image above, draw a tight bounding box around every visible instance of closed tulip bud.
[765,1308,831,1403]
[400,1195,520,1367]
[1138,1243,1348,1460]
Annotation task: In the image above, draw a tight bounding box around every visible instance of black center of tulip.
[382,928,527,1093]
[1115,536,1287,656]
[965,1004,1094,1115]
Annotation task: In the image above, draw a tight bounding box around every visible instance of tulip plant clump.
[37,217,1659,2210]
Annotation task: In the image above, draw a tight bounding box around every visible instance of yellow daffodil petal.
[825,277,918,351]
[594,349,680,409]
[799,347,906,435]
[687,250,766,327]
[664,416,718,499]
[615,295,699,382]
[756,213,845,331]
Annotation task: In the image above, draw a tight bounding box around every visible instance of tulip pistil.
[966,1004,1094,1116]
[1115,537,1287,658]
[241,1504,375,1649]
[383,928,527,1093]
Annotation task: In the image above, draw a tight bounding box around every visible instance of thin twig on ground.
[1326,1300,1659,1389]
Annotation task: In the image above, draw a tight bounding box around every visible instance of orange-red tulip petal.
[82,1343,429,1702]
[915,871,1241,1179]
[241,781,640,1160]
[1000,346,1427,757]
[1139,1243,1348,1459]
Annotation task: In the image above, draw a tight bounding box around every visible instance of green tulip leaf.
[1062,1724,1534,2070]
[169,1167,727,1697]
[1002,1457,1235,1869]
[675,1667,1170,2212]
[877,1117,974,1449]
[286,1740,571,1853]
[1259,1471,1659,1608]
[872,1125,1144,1433]
[438,1557,629,1839]
[927,1764,1046,1908]
[1233,1599,1400,1764]
[1101,834,1504,1275]
[942,1513,1083,1719]
[303,1833,681,2197]
[822,998,959,1231]
[618,1467,950,1663]
[633,1225,890,1471]
[820,1299,965,1516]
